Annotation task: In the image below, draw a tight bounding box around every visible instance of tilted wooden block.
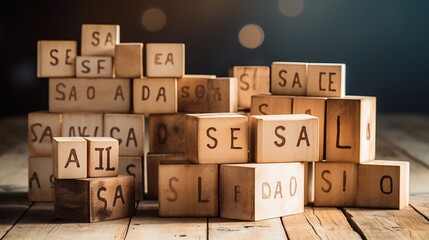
[133,78,177,115]
[104,113,145,156]
[146,43,185,77]
[119,156,144,201]
[326,96,376,163]
[149,113,185,153]
[81,24,119,56]
[49,78,131,113]
[61,113,103,137]
[86,137,119,178]
[177,75,216,112]
[55,175,134,223]
[28,112,61,157]
[185,113,248,164]
[314,162,357,207]
[307,63,345,97]
[76,56,113,78]
[37,40,77,78]
[220,163,304,221]
[28,157,54,201]
[115,43,143,78]
[356,160,409,209]
[159,164,218,217]
[250,94,293,115]
[53,137,87,179]
[271,62,308,95]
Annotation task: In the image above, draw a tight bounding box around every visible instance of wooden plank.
[0,142,28,194]
[410,194,429,220]
[0,203,31,239]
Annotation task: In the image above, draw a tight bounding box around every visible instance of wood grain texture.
[149,113,185,153]
[146,43,184,77]
[177,74,216,112]
[61,113,103,137]
[53,137,87,179]
[133,78,178,115]
[76,56,113,78]
[85,137,119,178]
[81,24,119,56]
[411,194,429,220]
[28,112,61,157]
[250,94,293,115]
[115,43,143,78]
[37,40,77,77]
[271,62,308,96]
[0,203,31,239]
[118,157,144,201]
[307,63,345,97]
[28,157,54,201]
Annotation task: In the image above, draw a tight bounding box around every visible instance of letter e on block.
[146,43,185,77]
[307,63,345,97]
[37,40,77,77]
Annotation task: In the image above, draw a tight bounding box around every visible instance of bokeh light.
[278,0,304,18]
[141,8,167,32]
[238,24,265,49]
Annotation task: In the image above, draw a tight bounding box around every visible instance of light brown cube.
[115,43,143,78]
[61,113,103,137]
[76,56,113,78]
[177,75,216,112]
[53,137,87,179]
[81,24,119,56]
[133,78,177,115]
[28,157,54,201]
[307,63,345,97]
[250,94,293,115]
[271,62,308,95]
[149,113,185,153]
[37,40,77,77]
[119,156,144,201]
[28,112,62,157]
[146,43,184,77]
[86,137,119,178]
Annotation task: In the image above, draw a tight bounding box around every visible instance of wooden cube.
[81,24,119,56]
[28,112,61,157]
[314,162,357,207]
[271,62,308,95]
[53,137,87,179]
[28,157,54,201]
[133,78,177,115]
[206,77,238,113]
[61,113,103,137]
[119,157,144,201]
[177,75,216,112]
[356,160,409,209]
[326,96,376,163]
[49,78,131,113]
[76,56,113,78]
[158,164,218,217]
[250,94,293,115]
[250,114,319,163]
[55,175,134,223]
[146,43,184,77]
[104,113,145,156]
[229,66,270,109]
[149,113,185,153]
[86,137,119,178]
[37,40,77,77]
[115,43,143,78]
[307,63,345,97]
[185,113,248,164]
[220,163,304,221]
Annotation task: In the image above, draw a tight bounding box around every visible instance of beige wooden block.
[133,78,177,115]
[149,113,185,153]
[146,43,184,77]
[28,112,62,157]
[250,114,319,163]
[28,157,54,201]
[220,163,304,221]
[229,66,270,109]
[53,137,87,179]
[76,56,113,78]
[115,43,143,78]
[307,63,345,97]
[159,164,218,217]
[61,113,103,137]
[86,137,119,178]
[37,40,77,77]
[119,156,144,201]
[81,24,119,56]
[49,78,131,113]
[326,96,376,163]
[314,162,357,207]
[206,77,238,113]
[271,62,308,95]
[55,175,134,222]
[185,113,248,164]
[104,113,145,156]
[357,160,409,209]
[250,94,293,115]
[177,75,216,112]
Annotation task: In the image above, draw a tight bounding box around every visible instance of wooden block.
[206,77,238,113]
[149,113,185,153]
[185,113,248,164]
[49,78,131,113]
[81,24,119,56]
[76,56,113,78]
[177,75,216,112]
[250,114,319,163]
[37,40,77,77]
[146,43,185,77]
[356,160,409,209]
[28,112,61,157]
[229,66,270,109]
[307,63,345,97]
[250,94,293,115]
[314,162,357,207]
[115,43,143,78]
[28,157,54,201]
[119,157,144,201]
[220,163,304,221]
[326,96,376,163]
[133,78,177,115]
[86,137,119,178]
[53,137,87,179]
[104,113,145,156]
[158,164,218,217]
[271,62,308,95]
[55,175,134,222]
[61,113,103,137]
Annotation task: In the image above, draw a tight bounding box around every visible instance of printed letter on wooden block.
[185,113,248,164]
[158,164,218,217]
[177,75,216,112]
[28,112,61,157]
[326,96,376,163]
[104,114,145,156]
[220,163,304,221]
[37,40,77,77]
[81,24,119,56]
[28,157,54,201]
[86,137,119,178]
[146,43,184,77]
[53,137,87,179]
[119,157,144,201]
[55,175,134,223]
[115,43,143,78]
[76,56,113,78]
[49,78,131,113]
[149,113,185,153]
[61,113,103,137]
[133,78,177,115]
[356,160,409,209]
[314,162,357,207]
[307,63,345,97]
[250,94,293,115]
[250,114,319,163]
[271,62,308,95]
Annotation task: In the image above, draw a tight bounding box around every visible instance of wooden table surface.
[1,113,429,239]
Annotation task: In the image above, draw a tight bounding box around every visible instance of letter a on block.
[53,137,87,179]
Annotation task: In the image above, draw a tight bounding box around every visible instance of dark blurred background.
[1,0,428,117]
